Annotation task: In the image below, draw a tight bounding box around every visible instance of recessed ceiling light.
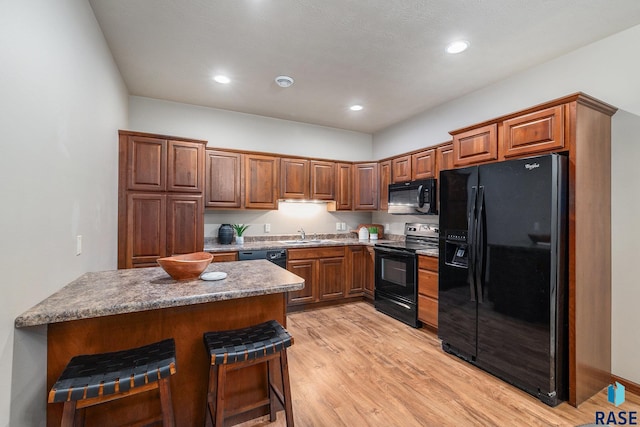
[350,105,364,111]
[446,40,470,54]
[275,75,294,88]
[213,75,231,84]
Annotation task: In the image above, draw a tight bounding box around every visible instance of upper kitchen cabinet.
[436,143,454,175]
[245,154,280,209]
[124,133,205,192]
[280,158,310,199]
[501,105,565,158]
[391,155,411,183]
[205,149,243,208]
[378,160,391,211]
[451,123,498,167]
[310,160,335,200]
[411,149,436,180]
[353,162,378,211]
[335,162,353,210]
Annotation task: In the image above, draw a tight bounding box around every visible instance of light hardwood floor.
[241,302,639,426]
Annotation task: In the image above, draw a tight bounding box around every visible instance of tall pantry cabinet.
[118,131,206,269]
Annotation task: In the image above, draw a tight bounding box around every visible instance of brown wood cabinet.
[209,251,238,262]
[118,131,206,269]
[280,158,310,199]
[411,149,436,180]
[286,247,346,308]
[417,255,438,329]
[378,160,391,211]
[436,143,454,174]
[501,105,565,158]
[310,160,335,200]
[335,163,353,210]
[391,155,411,183]
[365,246,375,299]
[346,246,366,295]
[353,162,378,211]
[205,150,242,208]
[451,123,498,167]
[245,154,279,209]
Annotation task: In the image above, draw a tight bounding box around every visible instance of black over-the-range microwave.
[387,178,437,215]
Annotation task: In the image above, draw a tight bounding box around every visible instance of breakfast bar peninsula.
[15,260,304,426]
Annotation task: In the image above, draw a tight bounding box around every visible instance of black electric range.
[373,222,438,328]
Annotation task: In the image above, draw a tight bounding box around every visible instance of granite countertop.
[15,260,304,328]
[415,248,439,257]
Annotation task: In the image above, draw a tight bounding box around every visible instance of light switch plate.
[264,223,271,233]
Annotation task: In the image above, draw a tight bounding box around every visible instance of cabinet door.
[391,155,411,183]
[452,123,498,167]
[412,149,436,180]
[205,150,242,208]
[436,143,454,174]
[378,160,390,211]
[318,257,345,300]
[335,163,353,210]
[127,136,166,191]
[126,193,166,267]
[417,255,439,328]
[346,246,366,295]
[502,105,565,158]
[166,195,204,256]
[286,259,316,305]
[280,158,309,199]
[353,163,379,211]
[167,140,204,193]
[245,154,280,209]
[364,247,375,298]
[310,160,335,200]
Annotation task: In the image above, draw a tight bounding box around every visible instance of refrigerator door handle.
[475,186,485,304]
[468,186,478,302]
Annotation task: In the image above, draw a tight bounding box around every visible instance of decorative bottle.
[218,224,234,245]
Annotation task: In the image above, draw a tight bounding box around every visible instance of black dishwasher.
[238,249,287,268]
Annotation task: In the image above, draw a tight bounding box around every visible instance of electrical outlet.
[341,222,347,231]
[76,235,82,256]
[336,222,341,231]
[264,223,271,233]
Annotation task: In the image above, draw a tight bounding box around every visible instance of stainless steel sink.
[278,239,338,245]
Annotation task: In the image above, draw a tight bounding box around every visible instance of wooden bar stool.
[203,320,294,427]
[48,338,177,427]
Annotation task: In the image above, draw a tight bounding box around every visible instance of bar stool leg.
[205,365,217,427]
[215,365,227,427]
[60,401,77,427]
[280,349,294,427]
[267,359,277,422]
[158,377,176,427]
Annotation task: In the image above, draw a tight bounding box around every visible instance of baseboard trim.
[611,374,640,396]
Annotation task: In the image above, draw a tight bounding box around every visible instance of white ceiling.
[88,0,640,134]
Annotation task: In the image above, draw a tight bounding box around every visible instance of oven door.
[374,246,417,303]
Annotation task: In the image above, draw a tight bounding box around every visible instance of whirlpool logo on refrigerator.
[524,163,540,170]
[592,382,637,425]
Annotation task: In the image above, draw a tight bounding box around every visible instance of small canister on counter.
[218,224,234,244]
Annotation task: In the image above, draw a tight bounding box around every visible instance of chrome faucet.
[298,228,305,240]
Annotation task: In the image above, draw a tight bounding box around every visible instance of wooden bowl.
[157,252,213,280]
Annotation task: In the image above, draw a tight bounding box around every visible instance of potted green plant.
[232,224,250,245]
[368,226,379,240]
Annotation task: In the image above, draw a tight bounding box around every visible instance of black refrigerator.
[438,153,568,406]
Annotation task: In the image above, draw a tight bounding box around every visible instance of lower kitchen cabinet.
[365,246,375,300]
[346,246,366,295]
[210,251,238,262]
[417,255,438,329]
[286,247,347,309]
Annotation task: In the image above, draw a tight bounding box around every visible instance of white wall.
[373,24,640,385]
[129,96,373,161]
[0,0,128,425]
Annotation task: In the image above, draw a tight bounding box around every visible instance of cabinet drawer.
[418,295,438,328]
[418,255,438,271]
[502,105,564,158]
[210,251,237,262]
[288,246,345,260]
[418,268,438,299]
